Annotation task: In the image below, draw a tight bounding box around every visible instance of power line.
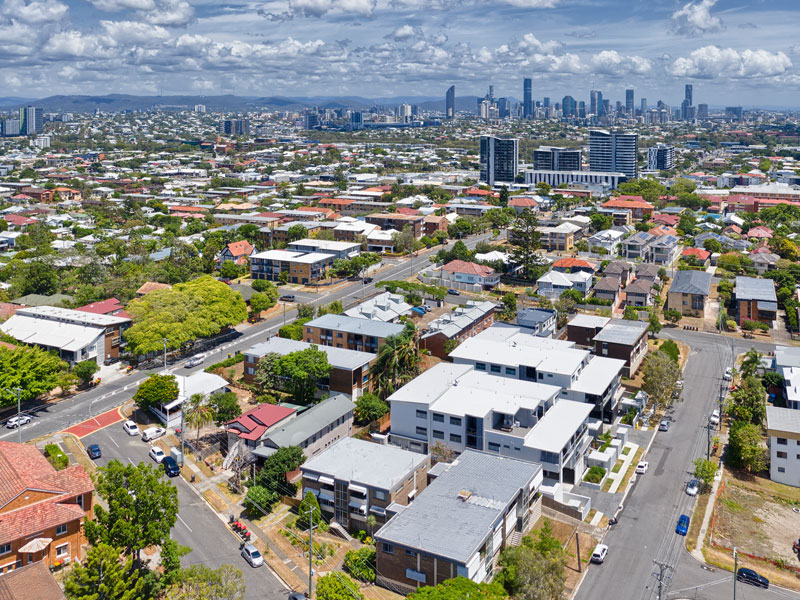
[652,560,672,600]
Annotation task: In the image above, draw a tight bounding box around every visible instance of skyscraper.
[685,84,693,107]
[589,130,638,179]
[523,78,532,119]
[480,136,519,186]
[561,96,577,117]
[647,144,676,171]
[697,104,708,120]
[19,106,43,136]
[625,89,634,115]
[641,98,647,114]
[590,90,600,116]
[578,101,586,118]
[488,85,495,101]
[543,97,550,109]
[533,146,582,171]
[497,98,511,119]
[445,85,455,119]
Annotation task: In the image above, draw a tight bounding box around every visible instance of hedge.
[44,444,69,471]
[204,354,245,373]
[584,466,606,484]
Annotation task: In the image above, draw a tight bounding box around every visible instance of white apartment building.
[767,406,800,487]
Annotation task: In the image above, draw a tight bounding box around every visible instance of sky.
[1,0,798,106]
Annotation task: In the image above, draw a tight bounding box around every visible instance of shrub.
[204,353,244,373]
[584,466,606,484]
[621,408,636,425]
[343,546,376,583]
[660,339,680,363]
[44,444,69,470]
[586,295,612,306]
[725,319,738,331]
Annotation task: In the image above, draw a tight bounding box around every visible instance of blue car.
[676,514,690,536]
[86,444,101,459]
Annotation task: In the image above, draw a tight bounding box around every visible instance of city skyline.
[0,0,797,106]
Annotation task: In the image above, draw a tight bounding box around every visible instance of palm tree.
[741,348,763,379]
[183,393,216,447]
[370,323,421,398]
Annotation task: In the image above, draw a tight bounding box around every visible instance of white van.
[142,426,166,442]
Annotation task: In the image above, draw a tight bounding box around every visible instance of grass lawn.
[686,489,711,553]
[611,459,624,473]
[618,447,644,490]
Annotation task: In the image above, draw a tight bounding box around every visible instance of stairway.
[507,531,523,547]
[329,521,353,542]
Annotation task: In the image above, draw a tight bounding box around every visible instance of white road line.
[177,514,193,533]
[106,435,119,448]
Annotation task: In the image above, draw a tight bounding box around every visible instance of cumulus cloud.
[263,0,376,20]
[144,0,194,26]
[100,20,170,45]
[0,0,67,23]
[87,0,155,11]
[671,0,724,37]
[517,33,561,54]
[669,46,792,79]
[386,24,417,40]
[503,0,558,7]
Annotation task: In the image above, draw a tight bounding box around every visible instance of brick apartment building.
[365,213,424,238]
[302,314,405,353]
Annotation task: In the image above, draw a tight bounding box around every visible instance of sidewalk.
[691,467,723,562]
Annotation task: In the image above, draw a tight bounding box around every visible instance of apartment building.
[250,249,336,284]
[735,276,778,326]
[535,222,580,251]
[287,239,361,260]
[303,314,405,353]
[667,270,712,317]
[591,320,649,377]
[420,300,496,358]
[766,406,800,487]
[365,213,424,238]
[300,437,429,531]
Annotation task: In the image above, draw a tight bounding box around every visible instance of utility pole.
[162,338,168,372]
[6,388,23,445]
[733,548,738,600]
[706,415,713,460]
[308,505,316,599]
[652,560,672,600]
[180,405,185,467]
[575,531,581,573]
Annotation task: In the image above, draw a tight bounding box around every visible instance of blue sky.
[1,0,797,106]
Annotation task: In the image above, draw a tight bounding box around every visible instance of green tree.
[133,373,179,413]
[370,323,421,397]
[245,445,306,515]
[740,347,763,379]
[509,210,541,280]
[703,238,722,254]
[315,572,364,600]
[278,318,310,340]
[589,212,612,232]
[623,305,639,321]
[254,352,282,392]
[501,292,517,321]
[343,547,376,583]
[729,376,766,425]
[160,538,191,588]
[251,279,276,294]
[642,351,682,409]
[663,308,682,324]
[0,345,67,406]
[728,420,766,472]
[10,260,59,296]
[286,224,307,243]
[693,457,717,492]
[296,491,325,531]
[296,303,316,319]
[409,577,508,600]
[184,393,216,445]
[219,260,240,279]
[73,359,99,384]
[274,346,332,404]
[85,460,179,558]
[392,224,416,254]
[243,484,278,516]
[499,185,509,207]
[166,564,245,600]
[354,392,389,424]
[249,291,276,316]
[210,391,241,426]
[648,311,662,335]
[64,543,148,600]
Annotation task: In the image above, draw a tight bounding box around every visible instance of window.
[475,363,486,371]
[778,467,786,473]
[337,332,343,338]
[56,544,69,558]
[374,490,387,501]
[450,433,462,443]
[777,451,788,459]
[449,416,462,426]
[56,524,68,536]
[416,410,427,419]
[538,373,543,380]
[405,549,418,557]
[490,365,501,373]
[306,328,312,333]
[505,367,516,376]
[0,543,10,556]
[432,430,444,440]
[488,442,500,452]
[416,426,427,436]
[778,438,788,445]
[432,413,444,423]
[382,543,394,554]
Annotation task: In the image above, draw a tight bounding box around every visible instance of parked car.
[590,544,608,564]
[736,568,769,588]
[686,479,700,496]
[659,420,670,432]
[184,353,206,368]
[279,295,295,302]
[676,380,684,389]
[288,593,307,600]
[447,288,460,296]
[635,461,648,474]
[142,426,166,442]
[241,543,264,568]
[6,415,31,428]
[123,420,140,436]
[675,514,690,536]
[161,456,180,477]
[363,277,374,284]
[709,410,720,426]
[724,367,733,381]
[149,447,166,463]
[86,444,102,459]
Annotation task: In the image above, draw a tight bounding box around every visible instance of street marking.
[177,514,193,533]
[106,435,119,448]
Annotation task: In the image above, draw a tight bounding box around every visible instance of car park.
[590,544,608,564]
[736,567,769,588]
[279,295,295,302]
[184,353,206,368]
[149,447,166,463]
[686,479,700,496]
[6,415,31,428]
[161,456,180,477]
[123,420,140,436]
[635,461,648,474]
[142,426,166,442]
[447,288,460,296]
[675,514,690,536]
[86,444,102,459]
[241,543,264,568]
[659,420,670,432]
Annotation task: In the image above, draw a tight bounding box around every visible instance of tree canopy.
[133,373,179,412]
[64,543,149,600]
[0,345,67,407]
[272,346,332,404]
[642,350,682,409]
[165,564,245,600]
[409,577,508,600]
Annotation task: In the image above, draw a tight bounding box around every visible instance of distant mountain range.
[0,93,496,113]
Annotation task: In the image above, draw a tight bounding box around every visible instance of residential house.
[301,437,429,532]
[567,314,611,347]
[535,223,580,251]
[226,403,297,452]
[9,294,73,307]
[536,270,593,300]
[365,213,423,238]
[592,320,649,377]
[333,220,380,243]
[735,276,777,326]
[592,277,620,305]
[440,260,500,289]
[516,308,557,337]
[651,214,680,227]
[366,229,399,253]
[0,561,67,600]
[508,196,540,214]
[587,229,624,255]
[0,441,94,575]
[603,261,634,286]
[303,314,405,353]
[750,252,780,275]
[746,226,773,240]
[241,337,375,397]
[648,224,678,238]
[1,306,131,365]
[633,263,661,284]
[135,281,171,297]
[219,240,256,266]
[695,232,750,252]
[344,292,413,322]
[150,372,228,428]
[681,248,711,267]
[766,406,800,487]
[621,231,654,262]
[551,258,597,275]
[601,196,654,219]
[420,301,496,358]
[75,298,129,318]
[374,451,543,594]
[667,270,712,317]
[624,278,655,307]
[650,234,681,265]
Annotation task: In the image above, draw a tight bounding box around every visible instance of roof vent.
[457,490,472,502]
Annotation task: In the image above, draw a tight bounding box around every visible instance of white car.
[6,415,31,428]
[241,543,264,568]
[676,380,684,389]
[709,410,720,426]
[591,544,608,564]
[184,353,207,368]
[686,479,700,496]
[123,420,140,436]
[149,447,166,463]
[141,426,166,442]
[635,461,649,475]
[724,368,733,381]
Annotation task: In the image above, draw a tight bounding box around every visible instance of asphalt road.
[576,329,795,600]
[82,424,288,600]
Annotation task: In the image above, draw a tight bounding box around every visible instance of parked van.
[141,426,166,442]
[185,353,207,368]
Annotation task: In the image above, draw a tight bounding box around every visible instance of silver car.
[6,415,31,428]
[686,479,700,496]
[241,543,263,568]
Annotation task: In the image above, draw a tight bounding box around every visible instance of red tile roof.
[746,226,773,238]
[226,240,255,258]
[4,214,37,226]
[509,197,539,207]
[651,214,680,226]
[442,260,495,277]
[227,404,296,442]
[649,224,678,237]
[136,281,171,295]
[395,207,421,215]
[0,560,67,600]
[75,298,125,315]
[552,257,596,270]
[602,196,654,210]
[682,248,710,261]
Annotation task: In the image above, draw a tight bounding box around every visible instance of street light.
[4,387,23,444]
